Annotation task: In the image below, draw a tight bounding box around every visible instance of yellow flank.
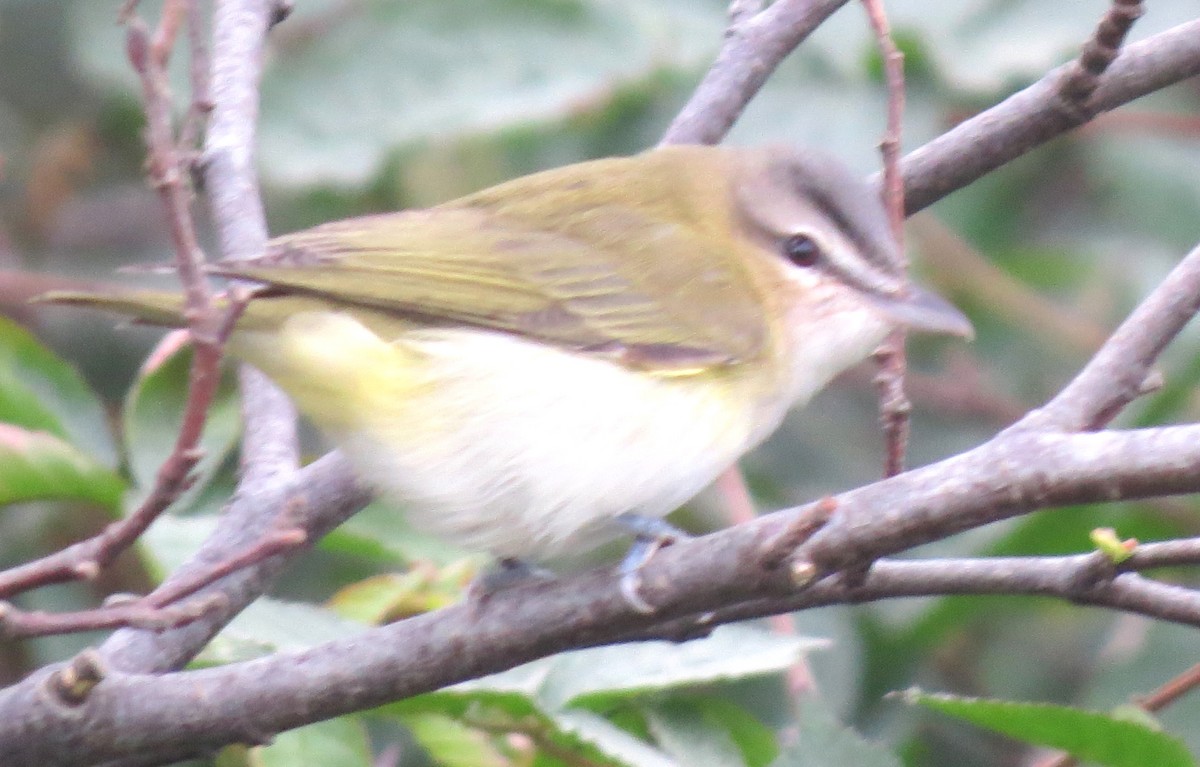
[273,317,764,559]
[231,311,422,432]
[223,307,776,559]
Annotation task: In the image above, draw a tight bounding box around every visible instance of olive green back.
[216,146,774,373]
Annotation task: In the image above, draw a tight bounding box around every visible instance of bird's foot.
[615,513,691,614]
[468,557,555,603]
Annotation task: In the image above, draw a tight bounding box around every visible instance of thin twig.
[861,2,906,255]
[1138,662,1200,712]
[0,0,237,601]
[655,545,1200,641]
[0,594,226,639]
[899,3,1175,214]
[96,0,305,677]
[660,0,849,146]
[872,341,911,476]
[1057,0,1145,113]
[144,524,306,609]
[0,524,304,640]
[860,0,910,476]
[178,0,213,152]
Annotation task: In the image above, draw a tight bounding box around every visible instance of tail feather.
[38,288,425,341]
[36,290,190,328]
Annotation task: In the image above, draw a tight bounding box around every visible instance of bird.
[44,144,971,599]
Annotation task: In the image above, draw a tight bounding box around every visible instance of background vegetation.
[2,0,1200,765]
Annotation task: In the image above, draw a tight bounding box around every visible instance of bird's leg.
[468,557,555,603]
[615,513,691,614]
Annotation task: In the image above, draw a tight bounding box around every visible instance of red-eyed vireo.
[45,145,971,578]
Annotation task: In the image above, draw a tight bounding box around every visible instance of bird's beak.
[865,284,974,339]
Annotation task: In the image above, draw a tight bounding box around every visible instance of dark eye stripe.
[806,187,894,273]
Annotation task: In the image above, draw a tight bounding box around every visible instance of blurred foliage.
[2,0,1200,765]
[904,689,1193,767]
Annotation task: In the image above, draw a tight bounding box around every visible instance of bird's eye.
[782,233,822,267]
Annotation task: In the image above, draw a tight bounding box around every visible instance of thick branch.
[6,424,1200,765]
[92,10,1200,680]
[1017,242,1200,432]
[900,18,1200,214]
[659,0,849,146]
[202,0,300,484]
[96,0,301,676]
[676,541,1200,632]
[97,454,368,675]
[9,10,1200,762]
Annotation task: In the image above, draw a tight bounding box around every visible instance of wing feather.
[216,154,770,373]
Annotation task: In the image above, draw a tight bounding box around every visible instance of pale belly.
[331,330,766,560]
[234,303,889,561]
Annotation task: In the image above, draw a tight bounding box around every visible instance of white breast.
[335,328,766,560]
[238,295,891,562]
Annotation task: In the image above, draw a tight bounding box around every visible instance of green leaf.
[553,709,676,767]
[644,698,748,767]
[533,625,825,710]
[383,625,806,767]
[253,716,373,767]
[197,597,368,665]
[0,423,125,509]
[137,514,217,578]
[385,691,630,767]
[1090,527,1136,564]
[73,0,724,189]
[0,316,115,467]
[771,699,900,767]
[328,563,476,624]
[401,712,510,767]
[385,673,545,723]
[1083,623,1200,757]
[682,696,779,767]
[122,340,240,512]
[324,498,474,565]
[903,689,1196,767]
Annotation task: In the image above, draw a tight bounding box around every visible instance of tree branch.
[860,0,913,477]
[900,17,1200,214]
[659,0,849,146]
[1017,238,1200,432]
[85,8,1200,682]
[8,8,1200,765]
[7,422,1200,764]
[0,0,232,602]
[94,0,305,677]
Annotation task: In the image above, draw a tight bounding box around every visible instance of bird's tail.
[35,289,192,328]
